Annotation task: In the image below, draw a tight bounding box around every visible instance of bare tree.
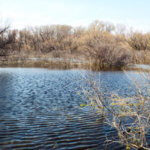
[0,25,15,58]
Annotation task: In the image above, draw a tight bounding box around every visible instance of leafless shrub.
[0,25,16,58]
[127,31,150,51]
[84,71,150,149]
[78,21,131,69]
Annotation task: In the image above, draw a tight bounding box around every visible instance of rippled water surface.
[0,68,149,150]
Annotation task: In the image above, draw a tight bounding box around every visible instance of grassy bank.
[0,47,150,71]
[0,57,89,70]
[0,55,149,72]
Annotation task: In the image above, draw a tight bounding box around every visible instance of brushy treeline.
[0,20,150,69]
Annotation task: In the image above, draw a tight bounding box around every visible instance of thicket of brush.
[0,20,150,69]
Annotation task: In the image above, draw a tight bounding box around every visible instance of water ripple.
[0,68,148,149]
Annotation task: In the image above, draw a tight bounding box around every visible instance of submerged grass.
[0,59,89,70]
[0,58,149,71]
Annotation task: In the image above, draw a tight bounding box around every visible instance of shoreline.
[0,58,149,72]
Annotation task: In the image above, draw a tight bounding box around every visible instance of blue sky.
[0,0,150,32]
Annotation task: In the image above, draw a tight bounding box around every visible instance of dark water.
[0,68,149,150]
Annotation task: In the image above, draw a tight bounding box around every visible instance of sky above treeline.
[0,0,150,32]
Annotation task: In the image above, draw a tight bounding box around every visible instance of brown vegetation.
[0,20,150,70]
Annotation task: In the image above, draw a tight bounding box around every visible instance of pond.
[0,68,149,150]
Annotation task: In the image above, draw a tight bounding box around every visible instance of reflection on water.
[134,64,150,70]
[0,68,149,149]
